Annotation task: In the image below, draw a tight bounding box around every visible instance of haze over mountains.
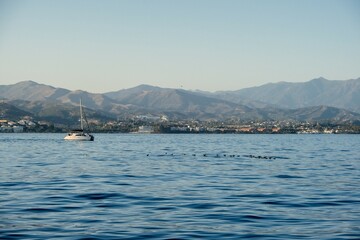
[0,77,359,124]
[213,77,360,113]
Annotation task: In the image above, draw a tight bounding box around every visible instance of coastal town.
[1,115,359,134]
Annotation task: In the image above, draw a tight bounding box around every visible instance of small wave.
[59,206,82,210]
[228,193,286,199]
[182,203,220,210]
[262,201,308,208]
[274,174,304,179]
[1,182,29,187]
[23,207,63,213]
[155,206,176,211]
[75,193,121,200]
[95,203,127,208]
[336,199,360,204]
[203,213,268,223]
[78,237,104,240]
[0,233,34,240]
[306,201,342,207]
[78,174,94,178]
[122,174,140,178]
[45,195,69,200]
[243,214,265,220]
[262,200,347,208]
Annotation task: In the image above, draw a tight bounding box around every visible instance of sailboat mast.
[80,98,84,130]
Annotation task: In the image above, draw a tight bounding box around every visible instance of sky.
[0,0,359,93]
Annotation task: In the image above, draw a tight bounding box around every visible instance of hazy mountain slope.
[196,90,274,109]
[0,81,131,115]
[105,84,164,101]
[0,101,34,120]
[8,100,115,124]
[255,105,360,123]
[214,78,360,112]
[284,106,360,122]
[105,85,257,119]
[0,80,70,101]
[57,90,130,114]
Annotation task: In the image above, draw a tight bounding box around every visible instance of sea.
[0,133,359,239]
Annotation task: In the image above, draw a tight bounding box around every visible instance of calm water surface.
[0,133,359,239]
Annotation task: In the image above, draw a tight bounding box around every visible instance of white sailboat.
[64,99,94,141]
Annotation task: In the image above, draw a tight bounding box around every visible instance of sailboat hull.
[64,132,94,141]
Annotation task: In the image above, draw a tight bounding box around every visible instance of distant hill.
[287,105,360,122]
[105,85,256,119]
[0,81,132,116]
[214,77,360,113]
[6,99,115,125]
[0,80,70,101]
[0,101,34,120]
[0,78,359,123]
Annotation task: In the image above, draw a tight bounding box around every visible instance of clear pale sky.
[0,0,359,93]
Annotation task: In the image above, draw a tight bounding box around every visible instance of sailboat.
[64,99,94,141]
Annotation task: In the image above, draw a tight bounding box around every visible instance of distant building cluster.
[152,119,360,134]
[0,117,53,133]
[1,114,359,134]
[1,119,27,132]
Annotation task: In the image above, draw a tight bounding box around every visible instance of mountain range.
[212,77,360,113]
[0,77,359,124]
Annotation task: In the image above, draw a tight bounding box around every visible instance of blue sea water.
[0,133,359,239]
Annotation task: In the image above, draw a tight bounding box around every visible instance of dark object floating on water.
[146,153,287,160]
[244,155,277,159]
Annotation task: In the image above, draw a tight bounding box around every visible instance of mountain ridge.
[0,78,359,123]
[213,77,360,112]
